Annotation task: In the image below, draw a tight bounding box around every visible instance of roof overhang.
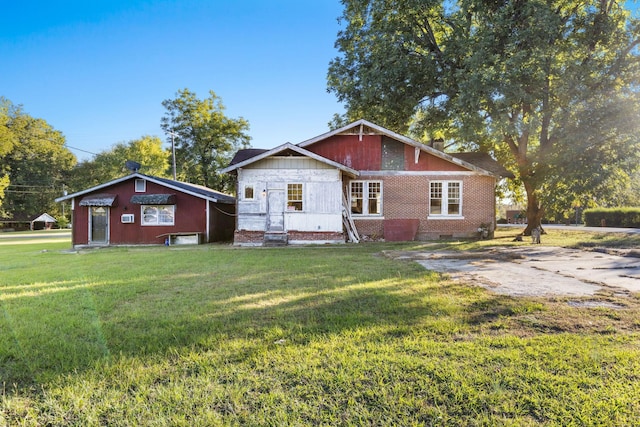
[78,194,118,207]
[55,173,235,205]
[221,142,359,177]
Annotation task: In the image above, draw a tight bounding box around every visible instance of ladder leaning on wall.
[342,193,360,243]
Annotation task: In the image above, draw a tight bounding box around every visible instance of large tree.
[67,136,171,192]
[0,98,19,208]
[0,98,76,220]
[161,89,251,193]
[328,0,640,232]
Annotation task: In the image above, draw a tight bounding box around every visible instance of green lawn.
[1,230,640,425]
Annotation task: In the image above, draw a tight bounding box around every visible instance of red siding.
[307,134,382,170]
[306,134,468,172]
[70,177,222,246]
[405,146,467,172]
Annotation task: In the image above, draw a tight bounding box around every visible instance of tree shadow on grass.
[0,248,551,393]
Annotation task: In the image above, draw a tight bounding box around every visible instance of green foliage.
[161,89,251,193]
[66,136,170,192]
[0,98,76,219]
[584,207,640,227]
[1,235,640,424]
[328,0,640,230]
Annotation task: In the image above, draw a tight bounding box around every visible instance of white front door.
[267,189,285,232]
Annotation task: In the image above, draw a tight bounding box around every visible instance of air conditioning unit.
[121,214,135,223]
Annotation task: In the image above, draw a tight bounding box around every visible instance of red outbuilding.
[55,173,235,248]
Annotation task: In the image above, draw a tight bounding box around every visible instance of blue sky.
[3,1,639,162]
[1,1,346,160]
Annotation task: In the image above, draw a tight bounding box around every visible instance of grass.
[1,228,640,425]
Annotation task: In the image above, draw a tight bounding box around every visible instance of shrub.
[583,207,640,228]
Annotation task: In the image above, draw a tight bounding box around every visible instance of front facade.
[55,173,235,247]
[225,144,357,246]
[222,120,509,246]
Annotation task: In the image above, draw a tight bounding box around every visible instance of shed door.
[90,207,109,244]
[267,189,285,232]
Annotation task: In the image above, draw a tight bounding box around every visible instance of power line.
[64,144,98,156]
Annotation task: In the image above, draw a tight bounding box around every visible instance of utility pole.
[165,131,178,180]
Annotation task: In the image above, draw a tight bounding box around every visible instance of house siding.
[306,134,468,173]
[226,120,503,244]
[69,177,227,246]
[235,158,344,245]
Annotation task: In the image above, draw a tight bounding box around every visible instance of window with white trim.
[141,205,175,225]
[135,179,146,192]
[287,183,303,211]
[350,181,382,216]
[430,181,461,216]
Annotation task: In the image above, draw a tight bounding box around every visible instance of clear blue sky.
[1,0,346,161]
[3,1,638,162]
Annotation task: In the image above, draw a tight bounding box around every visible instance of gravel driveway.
[386,246,640,297]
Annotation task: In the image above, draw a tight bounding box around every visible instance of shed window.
[141,205,175,226]
[287,183,303,211]
[429,181,462,216]
[350,181,382,216]
[135,179,146,192]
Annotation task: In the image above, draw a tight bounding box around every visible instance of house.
[31,213,57,230]
[221,119,512,246]
[55,173,235,247]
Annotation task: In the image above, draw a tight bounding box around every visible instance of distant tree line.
[0,89,250,226]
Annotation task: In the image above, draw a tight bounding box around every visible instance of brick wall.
[234,230,264,245]
[353,174,496,240]
[234,230,345,245]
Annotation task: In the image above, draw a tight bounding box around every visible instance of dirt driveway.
[385,246,640,297]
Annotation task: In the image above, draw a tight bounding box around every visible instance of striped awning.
[79,194,118,207]
[130,194,176,205]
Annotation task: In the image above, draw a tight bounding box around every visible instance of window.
[244,185,254,200]
[350,181,382,216]
[141,205,175,225]
[135,179,146,192]
[287,183,303,211]
[430,181,462,216]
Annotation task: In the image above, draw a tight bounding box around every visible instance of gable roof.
[297,119,501,177]
[228,148,269,166]
[55,173,235,204]
[220,143,359,177]
[32,213,57,223]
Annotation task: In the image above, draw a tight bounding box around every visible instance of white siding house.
[222,143,358,246]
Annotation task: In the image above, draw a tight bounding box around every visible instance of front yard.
[1,230,639,425]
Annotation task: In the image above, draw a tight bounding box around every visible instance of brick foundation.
[234,230,345,246]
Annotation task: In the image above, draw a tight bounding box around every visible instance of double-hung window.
[350,181,382,216]
[429,181,462,216]
[141,205,175,225]
[287,183,303,211]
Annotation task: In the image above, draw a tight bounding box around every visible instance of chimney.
[430,138,445,151]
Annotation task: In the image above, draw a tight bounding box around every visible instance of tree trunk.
[522,180,544,236]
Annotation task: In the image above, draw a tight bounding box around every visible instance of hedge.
[583,207,640,228]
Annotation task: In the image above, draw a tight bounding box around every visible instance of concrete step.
[264,232,288,247]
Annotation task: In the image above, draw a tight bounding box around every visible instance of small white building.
[221,143,358,246]
[31,213,57,230]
